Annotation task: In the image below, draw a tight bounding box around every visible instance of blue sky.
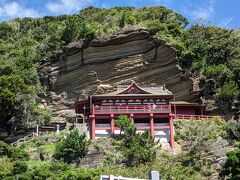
[0,0,239,28]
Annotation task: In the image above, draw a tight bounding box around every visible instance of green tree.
[226,121,240,141]
[0,141,29,161]
[54,129,91,163]
[0,22,13,39]
[218,80,239,101]
[114,115,159,166]
[220,148,240,179]
[119,12,126,28]
[12,161,28,175]
[114,115,131,135]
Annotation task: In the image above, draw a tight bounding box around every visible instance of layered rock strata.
[39,30,197,122]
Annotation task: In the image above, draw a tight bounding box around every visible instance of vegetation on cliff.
[181,26,240,109]
[0,5,239,178]
[220,148,240,179]
[0,6,239,128]
[54,129,91,163]
[0,117,239,179]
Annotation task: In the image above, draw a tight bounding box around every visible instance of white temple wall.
[94,122,171,143]
[154,129,170,142]
[95,130,111,139]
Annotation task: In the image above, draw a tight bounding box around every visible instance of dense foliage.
[0,141,29,178]
[181,26,240,107]
[114,114,132,135]
[0,118,238,179]
[0,5,239,179]
[0,6,239,127]
[226,121,240,142]
[220,148,240,179]
[174,117,226,154]
[54,128,91,163]
[114,115,158,166]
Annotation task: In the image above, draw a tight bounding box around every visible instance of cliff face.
[39,30,196,122]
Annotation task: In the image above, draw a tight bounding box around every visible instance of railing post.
[91,115,96,140]
[150,113,154,137]
[92,105,95,115]
[36,124,39,137]
[130,113,134,124]
[110,114,114,136]
[169,115,175,150]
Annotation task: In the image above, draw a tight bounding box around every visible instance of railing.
[96,124,111,128]
[10,132,36,147]
[94,105,170,114]
[94,123,170,130]
[175,114,225,120]
[135,123,150,127]
[100,170,158,180]
[100,175,147,180]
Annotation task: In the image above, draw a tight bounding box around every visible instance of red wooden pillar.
[130,113,134,124]
[91,114,96,140]
[110,114,114,136]
[150,113,154,137]
[169,115,175,150]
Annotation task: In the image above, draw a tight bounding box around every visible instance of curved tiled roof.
[92,83,173,97]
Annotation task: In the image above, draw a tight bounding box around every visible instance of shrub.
[204,64,229,78]
[101,155,202,179]
[8,147,29,161]
[54,129,91,163]
[17,173,32,180]
[0,141,9,156]
[0,158,13,178]
[218,80,239,101]
[220,148,240,179]
[174,118,226,154]
[29,163,54,179]
[0,141,29,161]
[60,168,101,180]
[143,20,168,34]
[12,161,28,175]
[226,121,240,141]
[114,115,159,166]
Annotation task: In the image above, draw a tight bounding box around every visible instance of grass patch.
[38,144,55,154]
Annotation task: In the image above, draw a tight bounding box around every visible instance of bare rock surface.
[38,30,198,123]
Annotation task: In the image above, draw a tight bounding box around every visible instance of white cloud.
[0,1,39,20]
[219,17,234,28]
[191,1,215,20]
[154,0,173,7]
[46,0,92,15]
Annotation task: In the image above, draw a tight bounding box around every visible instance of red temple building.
[75,83,222,149]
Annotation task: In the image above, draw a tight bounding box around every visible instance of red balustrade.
[175,114,225,120]
[94,105,171,114]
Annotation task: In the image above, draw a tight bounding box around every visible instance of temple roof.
[92,83,173,98]
[170,101,200,106]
